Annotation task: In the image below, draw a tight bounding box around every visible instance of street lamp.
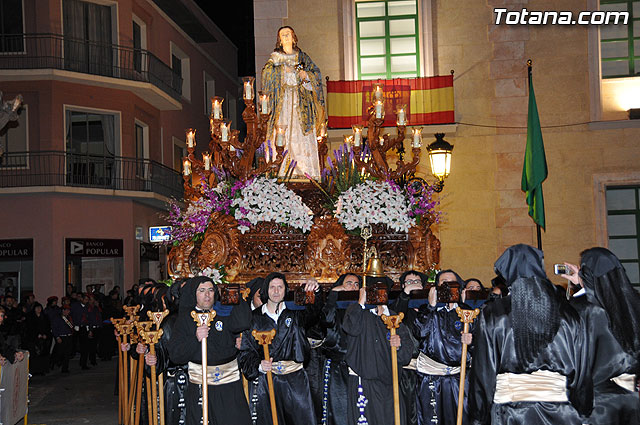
[426,133,453,192]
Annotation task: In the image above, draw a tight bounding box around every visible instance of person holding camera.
[561,248,640,424]
[468,244,593,425]
[414,269,472,425]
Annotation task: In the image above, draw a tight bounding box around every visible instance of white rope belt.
[416,352,461,376]
[611,373,637,392]
[271,360,303,375]
[188,359,240,386]
[494,370,568,403]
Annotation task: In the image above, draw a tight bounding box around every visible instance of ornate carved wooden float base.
[168,183,440,284]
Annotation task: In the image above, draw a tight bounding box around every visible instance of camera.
[554,264,570,275]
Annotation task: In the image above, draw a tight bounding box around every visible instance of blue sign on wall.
[149,226,171,243]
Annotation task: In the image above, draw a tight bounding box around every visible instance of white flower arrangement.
[335,180,416,233]
[232,177,314,234]
[200,266,226,284]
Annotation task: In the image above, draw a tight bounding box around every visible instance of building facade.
[254,0,640,287]
[0,0,241,299]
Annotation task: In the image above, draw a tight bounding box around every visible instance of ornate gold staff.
[381,313,404,425]
[148,310,170,425]
[120,323,134,425]
[455,307,480,425]
[127,316,140,425]
[361,224,372,288]
[191,311,217,425]
[135,321,153,425]
[140,327,164,425]
[111,318,126,425]
[252,329,279,425]
[239,288,251,403]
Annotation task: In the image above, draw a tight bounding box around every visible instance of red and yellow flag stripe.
[326,76,454,128]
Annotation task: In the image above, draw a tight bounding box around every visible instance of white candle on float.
[275,125,287,147]
[242,77,255,100]
[397,108,406,126]
[212,97,223,120]
[412,127,423,148]
[183,159,191,176]
[379,136,385,146]
[375,101,384,119]
[352,125,363,147]
[186,129,196,148]
[202,152,211,171]
[373,83,384,101]
[259,93,269,114]
[220,122,229,142]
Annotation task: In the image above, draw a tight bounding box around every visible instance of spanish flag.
[326,76,454,128]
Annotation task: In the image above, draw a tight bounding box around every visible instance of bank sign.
[0,239,33,259]
[66,239,123,258]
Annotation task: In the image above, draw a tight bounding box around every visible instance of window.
[0,0,24,52]
[63,0,114,76]
[355,0,420,79]
[133,21,142,72]
[606,186,640,286]
[172,137,186,173]
[65,109,119,186]
[600,0,640,78]
[170,42,191,100]
[204,72,215,115]
[134,121,148,177]
[0,105,28,168]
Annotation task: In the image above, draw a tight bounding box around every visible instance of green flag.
[521,71,548,230]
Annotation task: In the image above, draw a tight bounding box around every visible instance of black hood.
[435,269,466,289]
[494,244,547,286]
[260,272,288,305]
[246,277,265,303]
[332,273,362,288]
[179,276,220,313]
[399,270,429,288]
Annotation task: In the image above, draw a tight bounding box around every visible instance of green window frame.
[606,185,640,287]
[600,0,640,78]
[355,0,421,80]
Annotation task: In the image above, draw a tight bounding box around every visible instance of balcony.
[0,34,183,110]
[0,151,184,202]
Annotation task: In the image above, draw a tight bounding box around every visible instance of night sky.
[194,0,256,77]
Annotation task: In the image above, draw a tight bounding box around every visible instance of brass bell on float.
[365,249,385,277]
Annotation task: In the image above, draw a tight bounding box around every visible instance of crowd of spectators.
[0,283,130,374]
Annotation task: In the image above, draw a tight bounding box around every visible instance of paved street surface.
[27,357,118,425]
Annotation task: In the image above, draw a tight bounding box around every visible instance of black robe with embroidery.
[238,303,321,425]
[468,295,593,425]
[414,304,472,425]
[168,300,252,425]
[571,296,640,425]
[343,303,414,425]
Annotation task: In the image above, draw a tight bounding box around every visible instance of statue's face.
[279,28,294,49]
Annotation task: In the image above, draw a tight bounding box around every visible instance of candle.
[202,152,211,171]
[243,77,255,101]
[275,125,287,147]
[373,83,384,101]
[379,136,385,146]
[186,129,196,148]
[375,100,384,119]
[412,127,423,148]
[352,125,363,146]
[183,159,191,176]
[397,108,406,126]
[259,92,269,114]
[220,122,229,142]
[212,97,223,120]
[344,134,354,145]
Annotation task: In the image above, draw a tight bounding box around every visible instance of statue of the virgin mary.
[261,26,325,179]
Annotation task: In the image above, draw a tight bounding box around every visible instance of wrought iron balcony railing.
[0,33,183,101]
[0,151,183,200]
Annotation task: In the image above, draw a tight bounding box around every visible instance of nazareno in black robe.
[343,302,414,425]
[468,245,593,425]
[238,300,322,425]
[167,276,252,425]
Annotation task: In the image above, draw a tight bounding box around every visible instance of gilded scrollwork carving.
[305,216,351,281]
[196,212,242,281]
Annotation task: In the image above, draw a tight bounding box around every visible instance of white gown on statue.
[273,67,320,179]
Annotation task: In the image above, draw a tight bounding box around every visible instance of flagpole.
[527,59,543,251]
